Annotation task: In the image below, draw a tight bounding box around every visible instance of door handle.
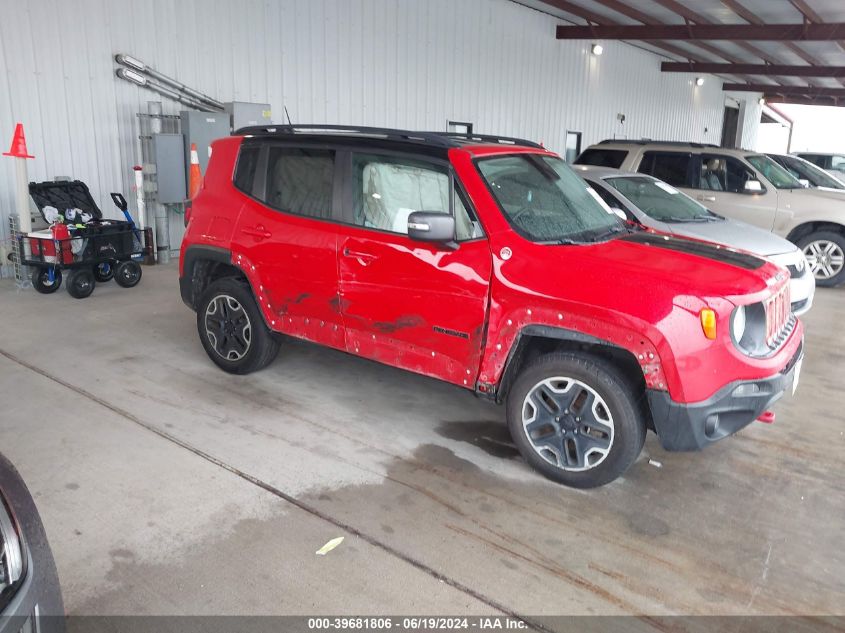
[697,195,716,202]
[343,247,377,266]
[242,225,272,240]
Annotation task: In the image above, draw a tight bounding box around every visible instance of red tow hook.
[757,411,776,424]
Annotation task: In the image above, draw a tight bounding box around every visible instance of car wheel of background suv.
[197,278,280,374]
[506,352,646,488]
[798,231,845,287]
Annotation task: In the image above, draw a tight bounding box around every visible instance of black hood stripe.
[620,232,765,270]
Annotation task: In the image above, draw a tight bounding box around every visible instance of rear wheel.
[93,261,115,282]
[798,231,845,287]
[197,278,280,374]
[507,352,646,488]
[66,269,95,299]
[31,267,62,294]
[114,260,142,288]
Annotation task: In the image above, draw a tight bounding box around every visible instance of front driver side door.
[689,154,779,231]
[337,151,492,388]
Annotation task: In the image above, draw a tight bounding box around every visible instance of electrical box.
[152,133,187,203]
[224,101,272,131]
[179,110,230,191]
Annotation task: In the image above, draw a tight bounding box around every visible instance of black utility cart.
[19,180,149,299]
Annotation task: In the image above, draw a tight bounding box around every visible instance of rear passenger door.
[690,153,778,230]
[233,143,345,350]
[336,151,492,387]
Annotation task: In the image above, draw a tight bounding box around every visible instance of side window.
[573,148,627,168]
[233,146,260,194]
[832,156,845,171]
[352,153,449,235]
[699,155,757,193]
[589,182,629,216]
[638,152,691,187]
[263,147,334,219]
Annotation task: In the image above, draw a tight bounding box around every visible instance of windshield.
[745,155,804,189]
[777,155,845,189]
[477,154,624,243]
[605,176,717,222]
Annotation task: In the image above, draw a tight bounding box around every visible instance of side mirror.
[744,179,763,193]
[407,211,455,243]
[798,179,810,188]
[610,207,627,220]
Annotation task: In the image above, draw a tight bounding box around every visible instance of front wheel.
[114,260,142,288]
[31,267,62,294]
[196,278,280,374]
[798,231,845,287]
[66,269,95,299]
[507,352,646,488]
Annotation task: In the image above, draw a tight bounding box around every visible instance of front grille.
[765,284,792,348]
[787,263,802,278]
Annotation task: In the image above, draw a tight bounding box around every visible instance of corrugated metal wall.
[0,0,760,268]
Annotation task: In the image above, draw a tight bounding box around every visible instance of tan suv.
[575,141,845,286]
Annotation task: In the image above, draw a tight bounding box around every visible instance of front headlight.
[0,495,24,597]
[731,305,747,343]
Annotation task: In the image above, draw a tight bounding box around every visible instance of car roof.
[586,140,757,157]
[571,165,652,180]
[234,124,545,158]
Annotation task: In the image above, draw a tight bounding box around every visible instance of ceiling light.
[591,44,603,56]
[758,97,765,105]
[695,77,705,86]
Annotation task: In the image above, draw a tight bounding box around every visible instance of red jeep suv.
[180,125,804,488]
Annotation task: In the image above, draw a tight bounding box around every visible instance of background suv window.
[637,152,691,187]
[264,147,334,218]
[351,153,478,240]
[697,155,757,193]
[573,148,628,168]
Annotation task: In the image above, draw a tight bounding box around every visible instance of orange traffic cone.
[188,143,203,198]
[3,123,35,159]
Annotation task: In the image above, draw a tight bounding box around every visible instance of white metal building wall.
[0,0,760,266]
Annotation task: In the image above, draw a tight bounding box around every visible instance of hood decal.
[620,232,765,270]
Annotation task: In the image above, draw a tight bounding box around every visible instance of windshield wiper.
[587,225,627,242]
[661,216,711,223]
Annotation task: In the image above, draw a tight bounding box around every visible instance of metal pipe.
[115,54,224,110]
[116,68,215,111]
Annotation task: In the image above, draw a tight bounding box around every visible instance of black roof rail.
[420,131,544,149]
[234,124,543,149]
[596,139,720,148]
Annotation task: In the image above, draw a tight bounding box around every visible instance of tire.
[93,261,115,282]
[196,277,280,374]
[506,352,646,489]
[66,269,95,299]
[798,231,845,287]
[31,267,62,294]
[114,260,142,288]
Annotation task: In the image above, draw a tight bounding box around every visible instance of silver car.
[576,165,815,316]
[767,153,845,191]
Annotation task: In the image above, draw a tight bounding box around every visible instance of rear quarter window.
[233,145,260,194]
[574,148,628,168]
[638,152,692,187]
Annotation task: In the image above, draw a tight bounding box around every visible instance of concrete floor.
[0,263,842,619]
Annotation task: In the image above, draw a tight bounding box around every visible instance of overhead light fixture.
[695,77,705,86]
[758,97,766,105]
[591,43,603,56]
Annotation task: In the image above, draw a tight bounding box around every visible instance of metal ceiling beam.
[763,95,842,106]
[724,83,845,97]
[662,62,845,77]
[555,23,845,41]
[590,0,758,81]
[789,0,845,52]
[537,0,703,62]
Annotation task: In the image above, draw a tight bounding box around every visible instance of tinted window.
[477,155,623,243]
[264,147,334,218]
[638,152,691,187]
[799,154,828,168]
[574,149,627,168]
[697,155,758,193]
[774,155,844,189]
[745,155,802,189]
[233,146,260,194]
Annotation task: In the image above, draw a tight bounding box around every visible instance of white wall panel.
[0,0,761,268]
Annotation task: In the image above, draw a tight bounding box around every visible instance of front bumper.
[790,268,816,316]
[647,342,803,451]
